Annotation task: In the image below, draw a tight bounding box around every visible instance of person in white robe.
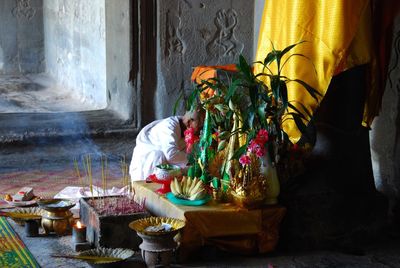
[129,110,203,181]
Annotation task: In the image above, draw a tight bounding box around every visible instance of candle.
[72,220,87,243]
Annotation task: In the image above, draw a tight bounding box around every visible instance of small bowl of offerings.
[154,164,182,180]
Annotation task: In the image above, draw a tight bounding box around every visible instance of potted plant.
[185,42,320,207]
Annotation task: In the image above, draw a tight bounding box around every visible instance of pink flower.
[248,140,266,157]
[239,155,251,166]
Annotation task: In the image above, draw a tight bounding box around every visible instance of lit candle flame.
[76,220,82,229]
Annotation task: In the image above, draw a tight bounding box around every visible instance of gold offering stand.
[129,217,185,267]
[38,199,75,235]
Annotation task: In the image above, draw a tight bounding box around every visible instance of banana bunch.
[170,176,207,200]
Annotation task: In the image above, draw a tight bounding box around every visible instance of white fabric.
[129,116,187,181]
[54,186,129,215]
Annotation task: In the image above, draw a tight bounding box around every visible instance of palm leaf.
[51,255,123,264]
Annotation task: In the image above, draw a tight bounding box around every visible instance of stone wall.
[43,0,106,109]
[0,0,44,74]
[154,0,254,119]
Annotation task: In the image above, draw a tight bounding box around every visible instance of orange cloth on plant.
[191,64,238,101]
[254,0,372,143]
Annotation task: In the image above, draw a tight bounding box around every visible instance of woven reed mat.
[0,165,129,206]
[0,216,40,267]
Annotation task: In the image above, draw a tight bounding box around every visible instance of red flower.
[239,155,251,166]
[212,131,219,141]
[256,129,269,143]
[184,127,199,153]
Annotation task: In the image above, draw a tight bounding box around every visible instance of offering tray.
[129,216,185,236]
[1,207,44,225]
[53,247,134,268]
[165,192,211,206]
[37,199,75,212]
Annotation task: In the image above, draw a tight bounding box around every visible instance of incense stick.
[74,158,84,189]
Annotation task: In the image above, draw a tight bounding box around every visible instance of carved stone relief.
[156,0,253,118]
[206,9,244,58]
[12,0,36,20]
[388,30,400,89]
[165,9,186,64]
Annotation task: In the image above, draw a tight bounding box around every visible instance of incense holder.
[38,199,75,235]
[79,196,149,249]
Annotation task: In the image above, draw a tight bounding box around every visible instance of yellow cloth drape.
[132,181,286,255]
[255,0,372,142]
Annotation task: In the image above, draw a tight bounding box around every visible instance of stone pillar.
[369,16,400,225]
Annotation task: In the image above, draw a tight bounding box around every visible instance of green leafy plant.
[185,41,320,187]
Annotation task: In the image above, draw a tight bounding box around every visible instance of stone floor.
[0,74,101,113]
[9,218,400,268]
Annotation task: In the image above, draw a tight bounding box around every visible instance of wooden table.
[132,181,286,256]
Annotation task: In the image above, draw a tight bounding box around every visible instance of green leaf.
[173,91,183,115]
[287,103,308,120]
[217,140,228,151]
[264,51,278,66]
[226,78,241,101]
[281,53,315,74]
[290,79,322,101]
[280,41,306,58]
[231,145,247,160]
[279,80,288,110]
[186,85,200,111]
[291,113,309,136]
[214,103,230,115]
[257,102,267,128]
[237,55,253,81]
[271,75,281,101]
[290,101,313,119]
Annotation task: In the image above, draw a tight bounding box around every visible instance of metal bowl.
[37,198,75,212]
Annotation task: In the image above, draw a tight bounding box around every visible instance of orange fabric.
[191,64,238,101]
[191,64,238,84]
